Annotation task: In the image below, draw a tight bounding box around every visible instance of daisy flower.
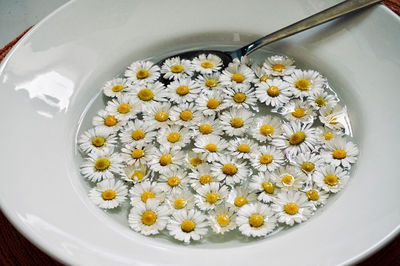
[284,69,326,98]
[219,63,255,88]
[236,202,277,237]
[128,199,170,236]
[80,148,123,182]
[252,64,271,85]
[118,119,157,146]
[185,151,206,170]
[193,135,228,162]
[303,186,329,208]
[166,78,201,104]
[211,155,249,185]
[321,137,359,168]
[272,190,314,226]
[262,55,296,77]
[219,108,254,137]
[227,137,258,160]
[272,166,307,191]
[120,143,152,167]
[165,188,195,211]
[195,90,225,116]
[191,116,224,137]
[195,182,230,211]
[227,185,257,208]
[158,168,189,193]
[124,60,160,84]
[157,125,192,150]
[307,90,338,110]
[251,116,283,143]
[169,102,201,128]
[319,104,349,131]
[129,81,167,111]
[192,53,223,74]
[78,127,117,154]
[315,126,343,145]
[161,57,194,80]
[167,209,208,244]
[255,78,292,107]
[122,164,151,184]
[291,152,324,175]
[271,121,318,158]
[208,203,237,234]
[147,145,185,174]
[92,109,125,133]
[249,172,280,203]
[188,164,218,190]
[105,94,138,121]
[142,102,173,129]
[102,78,132,98]
[313,165,349,193]
[250,145,285,172]
[195,73,224,91]
[88,179,128,209]
[129,180,165,205]
[221,85,258,111]
[282,99,316,124]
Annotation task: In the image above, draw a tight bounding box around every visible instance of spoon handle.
[235,0,382,57]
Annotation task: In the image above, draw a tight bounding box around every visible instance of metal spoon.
[158,0,381,66]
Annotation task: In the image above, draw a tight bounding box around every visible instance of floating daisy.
[272,166,307,191]
[251,115,283,143]
[195,73,223,91]
[227,185,257,208]
[321,137,359,168]
[282,99,316,124]
[193,135,228,162]
[307,90,338,110]
[78,127,117,154]
[195,182,230,211]
[129,81,167,111]
[188,164,218,190]
[192,54,223,74]
[219,108,254,137]
[209,203,237,234]
[272,190,314,226]
[284,69,326,98]
[227,137,258,160]
[161,57,194,80]
[122,164,151,183]
[250,145,285,172]
[102,78,132,97]
[211,155,249,185]
[166,78,201,104]
[129,180,165,205]
[191,116,224,137]
[105,94,138,121]
[166,188,195,211]
[236,202,277,237]
[319,104,348,131]
[303,186,329,208]
[125,60,160,84]
[169,102,201,128]
[92,109,125,133]
[167,209,208,243]
[221,85,258,111]
[158,168,189,193]
[118,119,157,146]
[80,148,123,182]
[128,198,170,236]
[255,78,291,107]
[313,165,349,193]
[220,63,255,88]
[120,143,152,167]
[315,126,343,145]
[185,151,206,170]
[262,55,296,77]
[249,172,280,203]
[147,145,185,174]
[196,90,225,116]
[142,102,173,129]
[88,178,128,209]
[252,65,271,85]
[292,152,324,175]
[157,125,192,150]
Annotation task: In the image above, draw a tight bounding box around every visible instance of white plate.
[0,0,399,265]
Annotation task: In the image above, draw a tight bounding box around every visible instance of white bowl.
[0,0,399,265]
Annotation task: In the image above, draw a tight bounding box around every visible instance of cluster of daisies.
[78,53,359,243]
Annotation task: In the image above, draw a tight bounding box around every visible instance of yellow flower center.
[155,112,168,122]
[231,117,244,128]
[176,85,189,96]
[136,69,149,79]
[231,73,245,83]
[216,214,230,227]
[233,92,246,103]
[111,84,124,92]
[207,98,220,109]
[262,182,274,194]
[272,64,285,72]
[199,174,212,185]
[180,110,193,121]
[281,175,294,185]
[289,131,306,145]
[201,61,214,68]
[328,115,339,125]
[159,154,172,166]
[267,86,280,97]
[104,115,118,126]
[131,149,144,159]
[295,79,311,91]
[181,220,195,232]
[141,210,157,226]
[171,64,184,73]
[301,162,315,172]
[190,157,202,167]
[167,132,180,143]
[249,214,264,227]
[324,174,339,186]
[323,131,333,140]
[94,157,110,171]
[222,163,237,176]
[333,149,347,159]
[205,79,218,88]
[259,154,273,164]
[199,123,212,134]
[307,190,320,201]
[234,196,247,207]
[206,192,219,204]
[167,176,181,187]
[101,189,116,200]
[260,124,274,136]
[315,97,326,107]
[92,136,105,147]
[260,75,269,82]
[205,143,218,152]
[132,129,145,140]
[131,171,145,181]
[137,88,154,101]
[141,191,155,203]
[117,103,131,114]
[284,202,299,215]
[237,144,250,153]
[174,198,186,209]
[292,108,306,118]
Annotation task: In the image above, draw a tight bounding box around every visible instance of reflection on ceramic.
[0,0,399,265]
